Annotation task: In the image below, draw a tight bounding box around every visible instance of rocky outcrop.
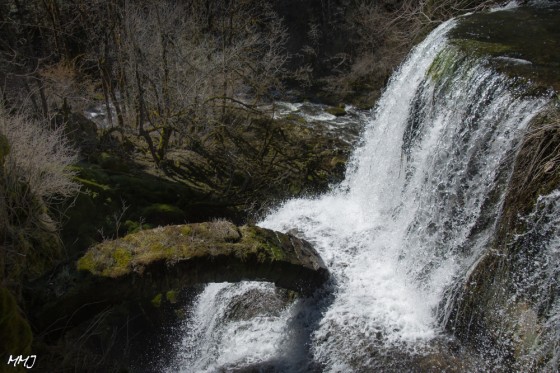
[449,5,560,93]
[29,221,328,334]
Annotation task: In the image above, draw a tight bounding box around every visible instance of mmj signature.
[6,355,36,369]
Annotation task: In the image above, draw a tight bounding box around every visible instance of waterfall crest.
[168,12,552,373]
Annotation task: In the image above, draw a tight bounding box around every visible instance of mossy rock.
[325,105,347,117]
[0,286,32,363]
[74,221,327,290]
[76,221,244,278]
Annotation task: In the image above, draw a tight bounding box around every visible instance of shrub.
[0,113,79,204]
[0,110,79,290]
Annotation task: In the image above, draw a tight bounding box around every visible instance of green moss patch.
[111,248,132,274]
[151,293,163,308]
[76,222,302,278]
[241,225,286,261]
[165,290,178,304]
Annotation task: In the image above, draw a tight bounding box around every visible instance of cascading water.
[166,11,551,373]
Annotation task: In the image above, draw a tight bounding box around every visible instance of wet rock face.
[30,221,329,334]
[448,105,560,371]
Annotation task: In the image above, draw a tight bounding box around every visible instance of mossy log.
[28,221,328,335]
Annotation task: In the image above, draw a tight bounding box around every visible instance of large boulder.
[29,221,328,334]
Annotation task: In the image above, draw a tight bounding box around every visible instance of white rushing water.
[168,16,548,372]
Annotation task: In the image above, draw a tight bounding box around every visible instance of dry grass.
[0,111,79,204]
[519,107,560,189]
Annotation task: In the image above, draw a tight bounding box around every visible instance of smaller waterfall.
[167,283,293,372]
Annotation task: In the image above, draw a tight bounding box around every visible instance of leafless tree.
[119,0,289,164]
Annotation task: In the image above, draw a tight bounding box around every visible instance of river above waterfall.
[159,4,559,372]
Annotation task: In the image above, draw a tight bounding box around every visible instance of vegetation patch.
[151,293,163,308]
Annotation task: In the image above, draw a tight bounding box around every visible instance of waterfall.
[166,14,550,373]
